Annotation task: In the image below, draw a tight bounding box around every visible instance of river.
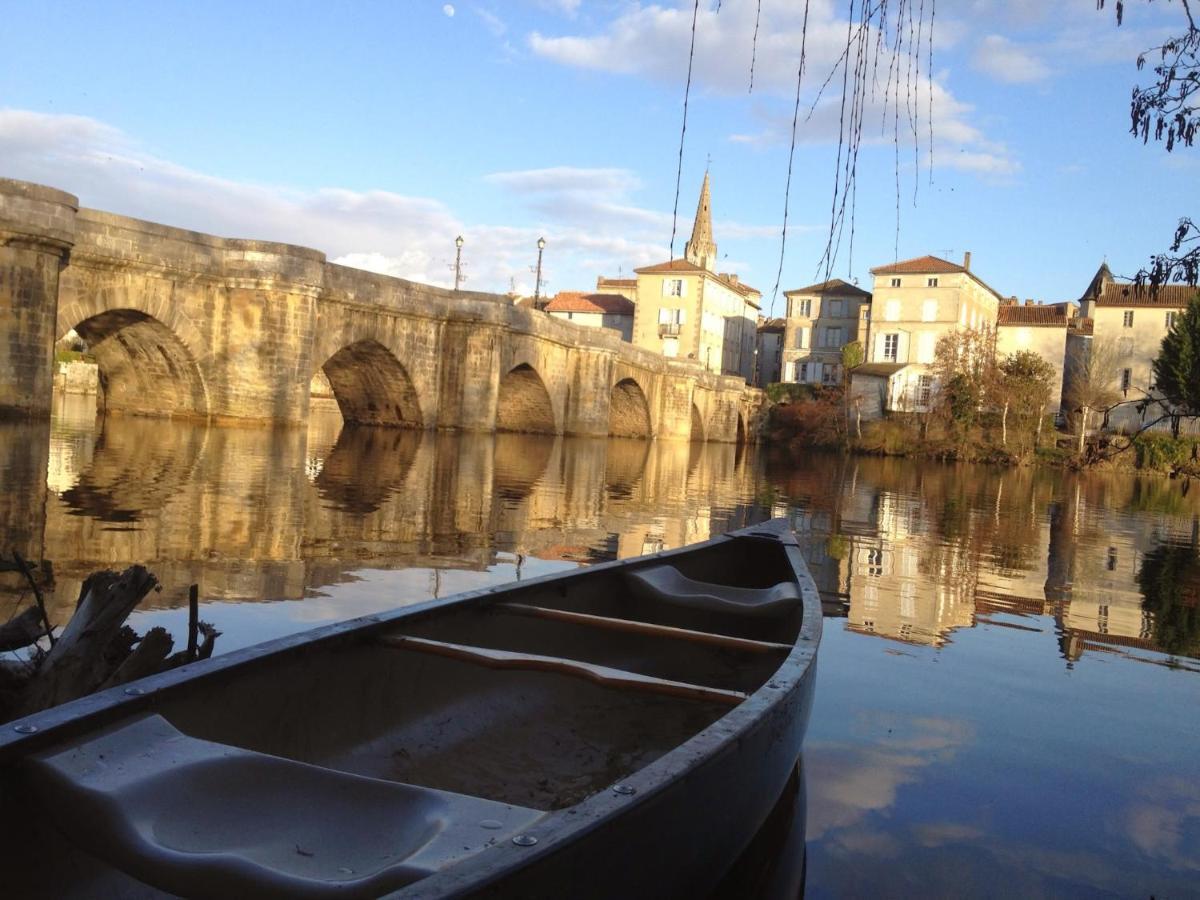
[4,395,1200,897]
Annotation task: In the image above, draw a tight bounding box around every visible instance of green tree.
[997,351,1056,449]
[1153,294,1200,415]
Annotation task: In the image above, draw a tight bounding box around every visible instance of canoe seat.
[625,565,801,619]
[22,714,542,900]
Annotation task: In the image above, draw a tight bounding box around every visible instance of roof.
[997,303,1072,327]
[596,277,636,288]
[852,362,908,378]
[870,254,968,276]
[633,258,762,304]
[870,253,1006,302]
[1095,282,1199,308]
[757,317,786,333]
[1079,262,1114,301]
[545,292,635,315]
[784,278,872,298]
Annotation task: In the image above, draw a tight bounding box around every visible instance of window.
[794,326,810,349]
[921,299,937,322]
[798,362,808,383]
[821,363,836,385]
[918,375,933,406]
[866,548,883,576]
[1166,311,1179,328]
[1121,368,1132,392]
[824,326,844,348]
[1123,309,1134,327]
[799,298,812,317]
[658,307,684,337]
[1106,547,1117,571]
[885,299,901,321]
[828,299,844,317]
[883,333,900,361]
[890,277,901,288]
[927,277,939,287]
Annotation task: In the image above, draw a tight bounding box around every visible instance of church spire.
[684,171,717,271]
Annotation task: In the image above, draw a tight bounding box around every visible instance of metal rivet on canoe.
[612,784,637,796]
[123,687,145,696]
[512,834,538,847]
[479,820,503,830]
[13,724,37,734]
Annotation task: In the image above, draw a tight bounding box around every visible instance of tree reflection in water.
[1138,533,1200,657]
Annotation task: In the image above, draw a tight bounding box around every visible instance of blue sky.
[1,1,1190,313]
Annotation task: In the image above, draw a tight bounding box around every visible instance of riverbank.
[766,396,1200,477]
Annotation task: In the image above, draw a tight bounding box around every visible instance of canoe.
[0,518,821,899]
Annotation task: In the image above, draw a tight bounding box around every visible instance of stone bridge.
[0,179,764,442]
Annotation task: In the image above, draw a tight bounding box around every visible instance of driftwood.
[0,564,220,725]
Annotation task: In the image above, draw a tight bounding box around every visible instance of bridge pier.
[0,181,77,418]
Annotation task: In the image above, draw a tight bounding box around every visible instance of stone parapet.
[0,179,78,251]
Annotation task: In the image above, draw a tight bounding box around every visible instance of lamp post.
[534,236,546,307]
[453,235,464,292]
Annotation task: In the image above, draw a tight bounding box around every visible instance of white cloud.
[443,4,455,18]
[528,1,1018,177]
[972,34,1051,83]
[474,6,506,36]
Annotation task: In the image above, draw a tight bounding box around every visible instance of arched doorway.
[496,364,557,434]
[609,378,652,439]
[63,309,208,419]
[318,340,423,427]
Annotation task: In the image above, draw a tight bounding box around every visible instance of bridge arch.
[609,378,652,439]
[690,403,705,442]
[317,340,423,427]
[736,413,747,445]
[496,364,557,435]
[65,309,208,418]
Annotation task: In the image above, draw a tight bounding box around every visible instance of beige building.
[850,253,1004,418]
[620,174,761,381]
[995,300,1075,414]
[755,318,785,386]
[1070,263,1199,432]
[781,278,872,386]
[545,291,635,342]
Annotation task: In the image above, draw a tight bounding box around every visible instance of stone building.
[1066,262,1199,432]
[615,174,761,382]
[754,318,786,386]
[850,253,1004,419]
[544,291,635,342]
[780,278,872,386]
[995,299,1075,414]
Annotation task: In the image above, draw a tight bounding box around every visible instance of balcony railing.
[658,322,682,337]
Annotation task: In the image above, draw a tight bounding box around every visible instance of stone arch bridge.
[0,180,764,442]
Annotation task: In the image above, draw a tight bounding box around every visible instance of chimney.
[1025,298,1034,307]
[963,251,972,271]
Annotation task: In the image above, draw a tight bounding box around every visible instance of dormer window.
[890,277,901,288]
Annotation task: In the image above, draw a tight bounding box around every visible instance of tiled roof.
[545,292,635,315]
[870,255,966,275]
[1071,317,1095,335]
[1095,282,1199,308]
[997,303,1071,327]
[597,277,637,288]
[634,258,761,302]
[757,317,787,333]
[785,278,872,298]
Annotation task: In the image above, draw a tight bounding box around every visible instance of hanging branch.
[669,0,703,261]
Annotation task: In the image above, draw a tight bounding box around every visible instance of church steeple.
[684,171,717,271]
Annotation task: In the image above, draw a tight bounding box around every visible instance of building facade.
[780,278,872,386]
[995,300,1075,414]
[755,318,785,386]
[545,291,635,342]
[623,174,761,382]
[851,253,1003,418]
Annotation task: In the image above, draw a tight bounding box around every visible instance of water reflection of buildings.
[15,404,762,618]
[769,455,1200,662]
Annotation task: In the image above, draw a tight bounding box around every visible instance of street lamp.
[534,236,546,307]
[453,235,464,292]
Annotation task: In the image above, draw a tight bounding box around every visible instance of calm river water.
[4,396,1200,897]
